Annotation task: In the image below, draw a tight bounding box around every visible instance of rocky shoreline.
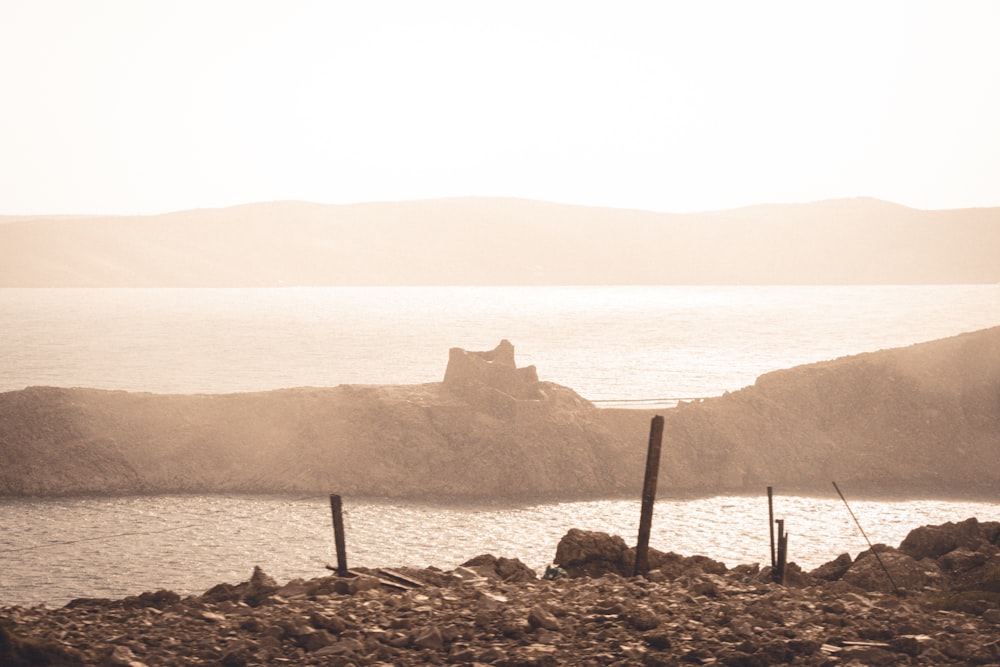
[3,518,999,666]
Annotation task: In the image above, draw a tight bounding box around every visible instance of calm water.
[2,285,999,401]
[2,493,998,607]
[1,285,999,606]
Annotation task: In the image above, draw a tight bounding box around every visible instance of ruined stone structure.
[442,340,542,401]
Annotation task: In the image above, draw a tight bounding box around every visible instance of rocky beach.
[3,518,999,666]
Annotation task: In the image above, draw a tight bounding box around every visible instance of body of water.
[1,285,998,605]
[2,493,998,607]
[2,285,999,401]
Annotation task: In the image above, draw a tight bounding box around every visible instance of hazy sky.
[2,1,999,215]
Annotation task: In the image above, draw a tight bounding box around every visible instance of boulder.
[627,549,727,579]
[899,517,989,560]
[527,605,562,631]
[554,529,629,577]
[459,554,537,582]
[940,547,990,573]
[0,623,86,667]
[841,549,943,593]
[810,552,853,581]
[242,566,278,607]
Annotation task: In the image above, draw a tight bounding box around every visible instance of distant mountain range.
[1,197,997,286]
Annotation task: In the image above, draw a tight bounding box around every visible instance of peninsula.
[1,328,998,498]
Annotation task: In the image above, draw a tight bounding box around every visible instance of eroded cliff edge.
[1,330,998,498]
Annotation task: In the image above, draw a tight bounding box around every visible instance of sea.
[1,285,999,607]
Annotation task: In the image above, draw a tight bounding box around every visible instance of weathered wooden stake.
[634,415,664,576]
[767,486,776,569]
[774,518,787,584]
[329,493,349,577]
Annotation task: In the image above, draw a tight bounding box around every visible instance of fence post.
[767,486,776,569]
[774,518,787,584]
[330,493,349,576]
[634,415,664,576]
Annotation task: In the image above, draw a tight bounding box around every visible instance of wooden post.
[767,486,776,569]
[774,519,787,584]
[634,415,664,576]
[329,493,348,577]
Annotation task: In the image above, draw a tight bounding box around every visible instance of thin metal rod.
[634,415,664,576]
[832,481,901,595]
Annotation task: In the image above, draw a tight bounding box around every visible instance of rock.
[199,610,226,623]
[310,612,348,634]
[841,549,942,593]
[653,551,727,579]
[497,556,537,582]
[447,644,478,662]
[122,589,180,609]
[105,645,148,667]
[811,552,853,581]
[312,637,364,658]
[297,628,335,652]
[528,605,562,631]
[940,546,988,572]
[838,645,898,666]
[460,554,537,582]
[347,574,382,594]
[202,582,243,603]
[218,646,250,667]
[6,519,1000,666]
[624,606,660,631]
[242,566,278,606]
[642,630,673,650]
[899,517,985,560]
[889,635,927,657]
[0,622,86,667]
[554,529,628,577]
[274,578,311,598]
[450,565,484,581]
[779,562,812,588]
[412,625,445,650]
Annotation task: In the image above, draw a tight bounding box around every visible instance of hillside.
[0,342,638,498]
[1,197,998,286]
[1,330,998,498]
[606,325,1000,495]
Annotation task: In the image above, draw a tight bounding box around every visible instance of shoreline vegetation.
[1,328,998,499]
[2,518,999,666]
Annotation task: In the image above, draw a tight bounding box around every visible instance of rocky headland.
[1,328,999,498]
[3,518,1000,666]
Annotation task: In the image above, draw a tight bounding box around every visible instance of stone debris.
[2,518,999,666]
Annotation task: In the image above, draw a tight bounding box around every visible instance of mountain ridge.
[1,197,997,286]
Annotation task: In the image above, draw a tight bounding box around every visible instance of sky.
[2,0,999,216]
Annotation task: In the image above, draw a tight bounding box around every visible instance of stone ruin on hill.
[443,340,543,401]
